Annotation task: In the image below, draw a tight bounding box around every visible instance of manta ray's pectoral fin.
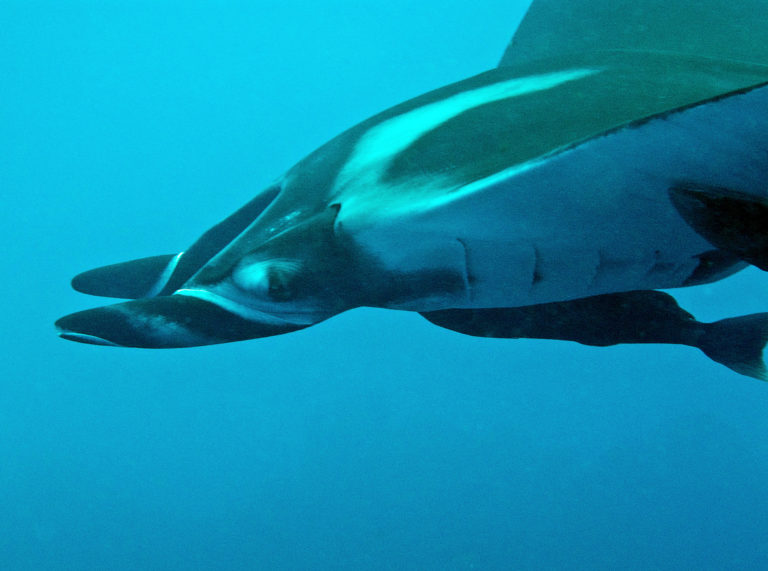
[55,295,307,348]
[72,182,282,299]
[670,184,768,272]
[501,0,768,68]
[421,291,768,381]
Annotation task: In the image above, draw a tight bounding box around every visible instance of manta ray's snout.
[55,295,307,348]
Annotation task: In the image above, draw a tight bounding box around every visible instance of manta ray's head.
[56,202,368,348]
[181,203,363,326]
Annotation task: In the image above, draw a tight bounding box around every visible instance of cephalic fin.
[70,181,282,299]
[55,295,307,348]
[72,253,181,299]
[421,291,768,381]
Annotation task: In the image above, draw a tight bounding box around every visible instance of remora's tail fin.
[500,0,768,68]
[699,314,768,381]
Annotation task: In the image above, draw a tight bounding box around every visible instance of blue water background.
[2,1,768,568]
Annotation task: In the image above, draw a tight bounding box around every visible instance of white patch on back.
[332,67,599,217]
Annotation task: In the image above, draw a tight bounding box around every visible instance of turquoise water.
[3,1,768,568]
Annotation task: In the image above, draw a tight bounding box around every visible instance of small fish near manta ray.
[56,0,768,381]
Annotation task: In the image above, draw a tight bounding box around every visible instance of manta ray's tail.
[698,313,768,381]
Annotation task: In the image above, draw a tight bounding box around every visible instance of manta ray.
[56,0,768,381]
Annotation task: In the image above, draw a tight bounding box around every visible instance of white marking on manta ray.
[174,288,317,325]
[145,251,184,297]
[267,210,303,236]
[332,67,600,213]
[425,154,554,211]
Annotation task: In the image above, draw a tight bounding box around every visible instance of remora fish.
[56,0,768,381]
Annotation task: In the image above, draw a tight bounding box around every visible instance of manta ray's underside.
[57,0,768,381]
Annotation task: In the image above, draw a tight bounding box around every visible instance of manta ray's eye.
[233,258,303,302]
[267,269,294,301]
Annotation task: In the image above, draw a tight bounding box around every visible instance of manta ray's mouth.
[57,330,122,347]
[173,288,324,326]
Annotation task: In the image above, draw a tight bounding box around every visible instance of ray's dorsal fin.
[500,0,768,68]
[421,291,768,381]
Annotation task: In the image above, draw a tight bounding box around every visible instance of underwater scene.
[3,0,768,568]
